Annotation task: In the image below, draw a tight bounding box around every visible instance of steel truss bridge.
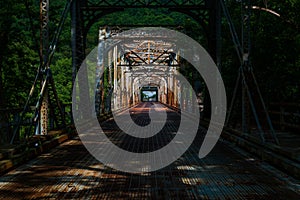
[8,0,278,145]
[0,0,299,199]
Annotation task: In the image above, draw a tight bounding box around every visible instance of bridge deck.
[0,103,299,199]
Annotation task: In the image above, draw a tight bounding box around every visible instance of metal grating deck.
[0,103,299,199]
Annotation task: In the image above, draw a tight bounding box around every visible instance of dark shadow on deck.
[0,103,299,199]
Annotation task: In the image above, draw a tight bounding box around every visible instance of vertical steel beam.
[241,0,250,133]
[203,0,221,119]
[108,50,113,111]
[40,0,49,135]
[71,0,86,84]
[40,0,49,64]
[132,75,134,105]
[113,46,118,109]
[71,0,77,87]
[120,66,124,108]
[71,0,92,119]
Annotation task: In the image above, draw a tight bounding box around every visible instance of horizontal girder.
[82,0,206,10]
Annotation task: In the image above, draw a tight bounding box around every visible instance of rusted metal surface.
[0,103,299,199]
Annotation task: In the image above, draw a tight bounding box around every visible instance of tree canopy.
[0,0,299,109]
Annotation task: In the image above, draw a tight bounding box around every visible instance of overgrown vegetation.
[0,0,299,113]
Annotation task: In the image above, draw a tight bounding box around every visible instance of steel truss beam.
[83,0,206,9]
[95,27,183,112]
[71,0,213,80]
[39,0,49,135]
[10,0,70,143]
[72,0,221,121]
[220,0,279,144]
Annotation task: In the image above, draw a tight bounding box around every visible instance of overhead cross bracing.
[72,0,210,82]
[113,28,180,75]
[122,41,177,66]
[95,27,187,113]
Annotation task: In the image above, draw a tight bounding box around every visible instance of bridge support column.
[120,68,123,108]
[113,46,118,110]
[173,69,179,108]
[185,84,190,111]
[107,50,113,113]
[71,0,92,119]
[40,89,48,135]
[168,74,174,106]
[40,0,49,135]
[203,0,222,119]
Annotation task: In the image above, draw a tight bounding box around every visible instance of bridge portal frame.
[70,0,221,119]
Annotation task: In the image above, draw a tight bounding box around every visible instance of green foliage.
[222,0,300,103]
[51,57,72,104]
[250,0,300,102]
[0,0,299,110]
[86,8,204,50]
[0,0,39,108]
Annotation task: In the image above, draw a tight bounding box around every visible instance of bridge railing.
[268,102,300,132]
[0,108,29,144]
[0,103,72,144]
